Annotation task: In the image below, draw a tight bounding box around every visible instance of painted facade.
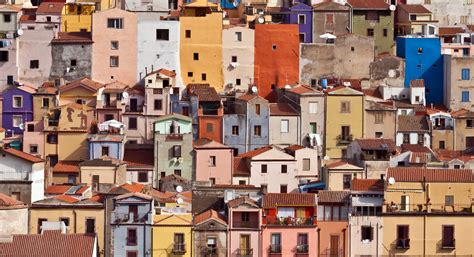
[444,55,474,111]
[61,3,94,32]
[0,193,28,237]
[193,138,233,185]
[0,5,20,91]
[95,81,129,123]
[1,85,35,135]
[324,161,365,191]
[193,209,228,257]
[152,213,193,257]
[58,77,104,106]
[286,2,313,43]
[312,1,350,44]
[268,103,300,147]
[451,109,474,151]
[364,100,397,140]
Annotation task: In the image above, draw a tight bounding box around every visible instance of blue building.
[1,85,35,136]
[285,2,313,43]
[110,193,153,257]
[396,36,444,103]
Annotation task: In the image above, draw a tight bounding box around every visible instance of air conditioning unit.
[230,62,239,68]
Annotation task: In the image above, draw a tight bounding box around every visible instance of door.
[239,235,250,255]
[130,98,138,112]
[330,235,339,257]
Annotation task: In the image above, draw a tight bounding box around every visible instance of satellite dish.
[122,92,129,100]
[388,177,396,185]
[284,84,291,89]
[17,29,24,36]
[18,123,24,131]
[389,4,396,11]
[251,86,258,93]
[257,16,265,24]
[233,0,238,7]
[176,185,183,193]
[176,197,184,204]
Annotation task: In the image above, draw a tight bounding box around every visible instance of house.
[95,81,129,123]
[29,195,104,254]
[262,193,317,256]
[382,167,474,256]
[404,0,472,26]
[61,2,95,32]
[0,4,20,90]
[0,146,44,204]
[153,114,194,184]
[0,230,97,257]
[1,84,35,136]
[451,109,474,151]
[349,179,384,257]
[223,93,269,155]
[227,196,262,257]
[79,156,127,191]
[32,82,58,122]
[143,68,179,117]
[396,115,431,147]
[0,193,28,237]
[440,30,474,57]
[58,77,104,106]
[364,100,397,140]
[316,190,350,257]
[392,143,436,167]
[284,145,320,182]
[300,34,375,84]
[347,0,394,54]
[323,161,365,191]
[222,25,254,92]
[50,160,82,185]
[324,86,365,159]
[312,1,350,44]
[87,126,126,160]
[121,86,148,144]
[110,193,153,257]
[396,36,443,103]
[44,184,91,200]
[395,4,437,36]
[152,213,193,257]
[179,0,223,90]
[159,174,192,193]
[281,85,325,149]
[193,209,228,257]
[427,106,453,150]
[91,8,137,85]
[193,138,233,186]
[435,149,474,170]
[285,2,313,43]
[346,138,397,178]
[269,103,300,147]
[254,24,299,101]
[123,145,154,185]
[444,55,474,111]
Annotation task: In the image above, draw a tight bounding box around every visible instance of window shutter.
[370,226,374,241]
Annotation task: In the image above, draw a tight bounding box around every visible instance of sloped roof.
[52,32,93,44]
[400,143,432,153]
[109,183,145,194]
[238,93,260,102]
[398,115,429,132]
[387,167,473,182]
[326,161,363,170]
[1,147,44,163]
[186,83,221,102]
[123,148,154,169]
[238,146,273,158]
[318,191,350,203]
[313,1,349,11]
[451,109,474,118]
[269,103,299,116]
[114,192,152,201]
[147,68,176,78]
[155,113,192,123]
[355,138,396,152]
[227,196,258,208]
[409,152,429,164]
[398,4,431,14]
[287,85,323,95]
[410,79,425,88]
[347,0,389,10]
[233,157,249,176]
[194,209,227,225]
[36,2,64,14]
[154,214,192,225]
[438,27,464,36]
[59,78,104,93]
[263,193,316,209]
[351,179,384,192]
[193,138,230,149]
[53,161,82,173]
[285,145,305,151]
[0,193,26,209]
[435,149,474,163]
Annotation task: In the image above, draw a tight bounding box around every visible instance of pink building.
[193,138,233,185]
[227,197,262,257]
[96,81,130,123]
[262,193,318,257]
[92,8,137,85]
[22,120,45,158]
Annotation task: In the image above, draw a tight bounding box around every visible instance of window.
[46,16,51,22]
[232,56,238,62]
[462,68,470,80]
[375,112,383,124]
[467,119,473,128]
[299,33,305,43]
[445,195,454,206]
[396,225,410,249]
[13,96,23,108]
[138,172,148,182]
[460,15,468,24]
[235,31,242,41]
[270,233,281,253]
[127,228,137,245]
[367,29,374,37]
[239,180,246,185]
[400,195,410,211]
[207,237,217,251]
[85,218,95,234]
[281,164,287,173]
[107,18,123,29]
[163,79,170,87]
[442,225,455,248]
[375,132,383,138]
[439,140,445,149]
[153,88,163,95]
[261,164,267,173]
[185,30,191,38]
[173,233,185,252]
[272,44,277,51]
[154,99,162,110]
[236,79,241,85]
[126,251,137,257]
[27,124,34,132]
[47,133,58,144]
[343,174,351,189]
[128,117,137,130]
[110,56,119,67]
[208,156,216,166]
[418,47,423,54]
[201,73,206,81]
[310,122,317,134]
[101,146,109,157]
[461,91,470,102]
[70,59,77,66]
[255,104,261,115]
[241,212,249,222]
[105,114,114,121]
[310,79,317,86]
[261,184,267,193]
[30,60,39,69]
[68,175,76,184]
[298,14,305,24]
[280,184,287,193]
[30,145,38,154]
[3,14,11,22]
[417,134,424,144]
[341,101,350,113]
[297,234,308,253]
[193,52,199,60]
[403,134,410,143]
[38,218,47,234]
[42,98,50,108]
[302,158,310,171]
[361,226,373,241]
[60,217,70,227]
[232,126,239,136]
[206,123,213,132]
[325,13,334,24]
[209,178,215,185]
[156,29,169,40]
[187,72,193,77]
[254,125,261,136]
[383,29,388,37]
[12,115,23,127]
[280,120,289,133]
[172,145,182,158]
[341,126,350,141]
[309,102,317,114]
[424,0,431,4]
[111,41,119,50]
[0,51,8,61]
[7,75,13,85]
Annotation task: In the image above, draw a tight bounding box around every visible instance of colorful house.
[121,86,148,144]
[193,209,228,257]
[123,145,154,185]
[152,213,193,257]
[61,2,95,32]
[0,4,20,90]
[96,81,129,123]
[451,109,474,150]
[0,193,28,237]
[395,4,437,36]
[193,138,234,185]
[79,156,127,189]
[87,123,126,160]
[312,1,350,43]
[32,82,58,122]
[268,103,300,147]
[144,69,179,117]
[323,161,365,191]
[396,115,431,148]
[2,85,35,136]
[285,2,313,43]
[58,77,104,106]
[262,193,318,256]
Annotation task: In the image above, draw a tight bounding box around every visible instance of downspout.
[376,222,379,257]
[73,209,77,233]
[317,228,321,257]
[423,215,426,257]
[348,223,351,257]
[342,228,346,257]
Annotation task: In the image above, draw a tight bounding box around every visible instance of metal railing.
[396,238,410,249]
[236,248,253,257]
[125,105,144,112]
[265,216,315,226]
[296,244,309,253]
[172,243,186,254]
[269,244,281,254]
[204,247,218,256]
[336,134,353,144]
[385,203,473,214]
[232,221,259,228]
[320,248,343,257]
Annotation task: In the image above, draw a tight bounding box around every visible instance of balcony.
[236,248,253,257]
[441,239,455,249]
[264,216,315,227]
[336,134,353,144]
[433,125,453,130]
[396,238,410,249]
[232,221,259,229]
[269,244,281,256]
[384,203,473,214]
[296,244,309,255]
[125,105,144,113]
[0,171,31,181]
[203,247,218,256]
[172,243,186,254]
[48,120,59,127]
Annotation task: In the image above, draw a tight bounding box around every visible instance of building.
[87,128,126,160]
[254,24,299,101]
[0,4,20,90]
[32,82,58,122]
[284,145,320,183]
[286,2,313,43]
[396,115,431,148]
[323,161,365,191]
[79,156,127,190]
[0,146,44,204]
[324,86,364,159]
[312,1,350,44]
[179,0,223,91]
[91,8,137,85]
[223,93,269,155]
[382,167,474,256]
[95,81,129,123]
[347,0,394,54]
[300,33,375,85]
[405,0,474,26]
[193,138,233,185]
[395,4,437,36]
[1,84,35,136]
[61,2,95,32]
[58,77,104,106]
[444,55,474,111]
[110,193,153,257]
[123,146,154,185]
[262,193,317,256]
[363,99,397,140]
[50,160,81,185]
[396,36,444,103]
[427,107,454,150]
[143,68,179,118]
[451,109,474,151]
[346,138,397,178]
[152,213,193,257]
[0,193,28,237]
[268,103,300,147]
[193,209,228,257]
[121,86,148,144]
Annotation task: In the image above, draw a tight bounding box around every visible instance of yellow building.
[152,213,193,257]
[324,86,364,159]
[29,195,105,255]
[61,3,95,32]
[383,167,474,256]
[179,0,224,91]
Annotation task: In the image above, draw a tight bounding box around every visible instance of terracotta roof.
[410,79,425,88]
[147,68,176,78]
[53,161,81,173]
[55,195,80,204]
[351,179,384,192]
[287,85,322,95]
[115,192,152,201]
[398,115,429,132]
[325,161,361,169]
[45,185,72,195]
[262,193,316,209]
[410,152,429,164]
[59,77,104,93]
[398,4,431,13]
[193,138,229,148]
[1,147,44,163]
[238,146,273,158]
[269,103,299,116]
[312,1,349,11]
[227,196,258,208]
[363,89,383,100]
[400,143,431,153]
[36,2,64,14]
[186,84,221,102]
[387,167,473,182]
[0,193,25,208]
[439,27,465,36]
[318,191,350,203]
[0,231,96,257]
[194,209,227,225]
[284,145,305,151]
[347,0,389,10]
[451,108,474,118]
[435,149,474,163]
[37,82,58,95]
[357,139,396,152]
[0,4,21,12]
[109,183,145,193]
[52,32,93,44]
[123,148,154,168]
[233,157,249,176]
[238,93,259,101]
[19,14,36,23]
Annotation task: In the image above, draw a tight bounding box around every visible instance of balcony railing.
[265,216,315,226]
[433,125,453,130]
[442,239,456,249]
[48,120,59,127]
[396,238,410,249]
[321,248,343,257]
[269,244,281,254]
[336,134,353,144]
[232,221,259,228]
[236,248,253,257]
[172,243,186,254]
[125,105,144,113]
[0,171,31,181]
[203,247,218,256]
[296,244,309,253]
[384,203,473,214]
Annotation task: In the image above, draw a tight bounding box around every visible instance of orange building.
[254,24,300,102]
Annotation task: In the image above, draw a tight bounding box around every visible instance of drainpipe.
[423,215,426,257]
[73,209,77,233]
[317,228,321,257]
[348,222,351,257]
[342,228,346,257]
[376,222,379,257]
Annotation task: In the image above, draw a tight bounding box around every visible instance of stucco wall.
[50,43,92,82]
[194,147,233,184]
[0,208,28,236]
[268,115,299,147]
[18,30,54,87]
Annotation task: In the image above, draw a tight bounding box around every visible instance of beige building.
[324,161,364,191]
[364,100,397,140]
[452,109,474,150]
[444,55,474,111]
[79,156,127,190]
[32,83,58,122]
[268,103,300,147]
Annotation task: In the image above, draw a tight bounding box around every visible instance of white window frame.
[12,115,23,127]
[298,14,306,24]
[12,95,23,108]
[309,102,317,114]
[281,119,289,133]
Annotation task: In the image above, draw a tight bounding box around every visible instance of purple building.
[285,2,313,43]
[2,85,35,136]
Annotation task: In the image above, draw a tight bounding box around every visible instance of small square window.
[188,72,193,77]
[201,73,206,81]
[235,31,242,41]
[30,60,39,69]
[4,14,11,23]
[236,79,241,86]
[70,59,77,66]
[367,29,374,37]
[231,56,237,62]
[29,145,38,154]
[193,52,199,60]
[232,126,239,135]
[272,44,277,50]
[206,123,213,132]
[110,56,119,67]
[418,48,423,54]
[111,41,119,50]
[138,172,148,182]
[156,29,169,40]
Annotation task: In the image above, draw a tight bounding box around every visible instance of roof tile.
[387,167,473,182]
[263,193,316,209]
